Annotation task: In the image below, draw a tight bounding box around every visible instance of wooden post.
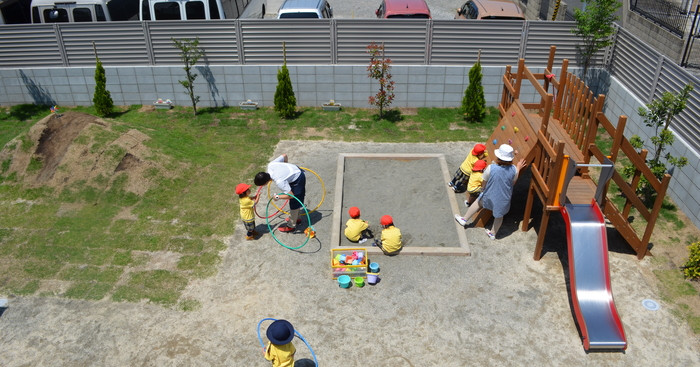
[610,115,627,163]
[623,149,647,218]
[514,59,525,99]
[552,59,568,120]
[639,174,671,259]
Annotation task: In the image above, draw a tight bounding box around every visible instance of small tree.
[92,43,113,117]
[462,52,485,123]
[571,0,621,80]
[274,42,297,119]
[172,37,203,115]
[367,42,395,119]
[624,84,693,201]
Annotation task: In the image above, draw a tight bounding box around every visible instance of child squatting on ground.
[454,144,526,240]
[465,159,487,207]
[236,183,259,240]
[449,143,488,193]
[374,215,402,256]
[344,206,374,244]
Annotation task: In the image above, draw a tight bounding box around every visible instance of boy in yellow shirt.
[263,319,296,367]
[373,215,402,256]
[344,206,374,244]
[236,183,259,240]
[449,143,488,193]
[465,159,487,207]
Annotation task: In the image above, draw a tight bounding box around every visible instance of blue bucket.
[369,262,380,273]
[338,275,351,288]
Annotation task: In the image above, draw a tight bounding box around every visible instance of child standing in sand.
[263,319,296,367]
[344,206,374,244]
[374,215,402,256]
[236,183,258,240]
[449,143,488,193]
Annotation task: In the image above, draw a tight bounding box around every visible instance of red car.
[375,0,431,19]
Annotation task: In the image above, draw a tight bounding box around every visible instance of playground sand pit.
[0,140,698,366]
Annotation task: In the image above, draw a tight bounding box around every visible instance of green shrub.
[274,63,296,119]
[682,241,700,280]
[462,61,486,123]
[92,57,113,117]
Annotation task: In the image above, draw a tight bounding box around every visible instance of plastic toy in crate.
[331,248,367,279]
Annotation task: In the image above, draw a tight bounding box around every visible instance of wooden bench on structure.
[478,45,670,260]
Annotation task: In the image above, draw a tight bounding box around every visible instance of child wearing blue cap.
[263,319,296,367]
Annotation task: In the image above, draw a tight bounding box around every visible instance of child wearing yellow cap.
[344,206,374,244]
[373,215,402,256]
[236,183,259,240]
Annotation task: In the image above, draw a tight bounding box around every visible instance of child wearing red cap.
[236,183,259,240]
[344,206,374,244]
[373,215,402,256]
[449,143,488,193]
[465,159,487,207]
[263,319,296,367]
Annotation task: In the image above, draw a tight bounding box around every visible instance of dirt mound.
[0,111,178,196]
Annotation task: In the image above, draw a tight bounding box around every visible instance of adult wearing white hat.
[454,144,526,240]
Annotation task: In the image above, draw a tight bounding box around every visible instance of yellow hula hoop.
[267,166,326,215]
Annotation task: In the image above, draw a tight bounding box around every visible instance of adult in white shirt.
[254,154,306,232]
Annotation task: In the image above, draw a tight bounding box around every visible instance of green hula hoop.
[266,192,315,250]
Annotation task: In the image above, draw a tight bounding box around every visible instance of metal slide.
[560,200,627,351]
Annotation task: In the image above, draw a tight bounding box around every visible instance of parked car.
[277,0,333,18]
[375,0,431,19]
[455,0,524,20]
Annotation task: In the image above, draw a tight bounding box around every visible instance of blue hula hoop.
[257,318,318,366]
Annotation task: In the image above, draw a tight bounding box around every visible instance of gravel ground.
[0,140,698,366]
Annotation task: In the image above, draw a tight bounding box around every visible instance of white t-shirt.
[267,155,301,193]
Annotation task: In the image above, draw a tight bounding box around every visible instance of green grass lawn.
[0,104,498,308]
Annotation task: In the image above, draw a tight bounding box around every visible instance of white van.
[31,0,112,22]
[277,0,332,19]
[140,0,265,20]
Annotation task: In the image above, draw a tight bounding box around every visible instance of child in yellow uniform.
[449,143,488,193]
[465,159,487,207]
[344,206,374,244]
[236,183,258,240]
[374,215,402,256]
[263,319,296,367]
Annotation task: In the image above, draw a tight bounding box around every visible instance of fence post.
[141,21,155,65]
[236,19,245,65]
[54,24,69,67]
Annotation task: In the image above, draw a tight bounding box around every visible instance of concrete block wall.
[604,76,700,229]
[0,65,509,109]
[623,12,684,63]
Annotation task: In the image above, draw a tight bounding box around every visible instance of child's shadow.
[295,358,316,367]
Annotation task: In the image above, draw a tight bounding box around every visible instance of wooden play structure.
[482,46,670,260]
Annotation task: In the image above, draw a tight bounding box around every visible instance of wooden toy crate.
[331,248,368,279]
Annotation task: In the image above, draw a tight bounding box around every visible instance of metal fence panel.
[240,19,331,64]
[654,59,700,153]
[335,19,428,64]
[0,24,63,67]
[523,21,584,67]
[609,27,660,102]
[60,21,150,66]
[149,20,239,65]
[430,20,523,66]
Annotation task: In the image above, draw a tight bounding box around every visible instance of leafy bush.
[462,61,485,123]
[274,63,297,119]
[92,57,113,117]
[683,241,700,280]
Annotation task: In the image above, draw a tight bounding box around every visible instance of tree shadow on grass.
[372,109,403,123]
